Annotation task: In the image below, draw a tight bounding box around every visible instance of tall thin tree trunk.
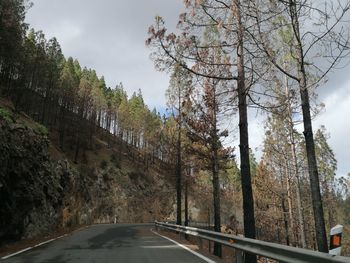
[235,1,256,262]
[176,84,182,226]
[274,203,282,243]
[288,110,306,248]
[298,46,328,254]
[98,110,102,128]
[289,0,328,252]
[212,145,221,257]
[281,193,290,246]
[211,86,221,257]
[185,179,189,227]
[324,186,335,229]
[284,160,295,245]
[176,111,182,225]
[59,104,66,150]
[285,82,307,248]
[41,74,53,126]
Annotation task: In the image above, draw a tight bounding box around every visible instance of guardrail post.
[235,249,243,263]
[179,230,183,240]
[198,237,203,250]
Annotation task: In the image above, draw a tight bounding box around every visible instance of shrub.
[0,107,13,123]
[36,124,48,135]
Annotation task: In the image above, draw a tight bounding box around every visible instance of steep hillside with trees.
[0,99,176,245]
[0,0,177,245]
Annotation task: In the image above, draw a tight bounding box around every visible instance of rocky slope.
[0,105,72,242]
[0,102,175,245]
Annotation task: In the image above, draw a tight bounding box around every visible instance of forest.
[0,0,350,261]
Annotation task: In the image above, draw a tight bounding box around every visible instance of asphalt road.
[3,224,214,263]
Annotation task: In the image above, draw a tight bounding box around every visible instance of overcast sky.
[25,0,350,178]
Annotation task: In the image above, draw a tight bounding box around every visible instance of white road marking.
[150,229,217,263]
[1,234,68,260]
[33,238,56,248]
[1,247,33,260]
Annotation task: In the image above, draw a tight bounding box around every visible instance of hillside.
[0,99,175,245]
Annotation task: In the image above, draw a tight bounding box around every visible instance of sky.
[25,0,350,178]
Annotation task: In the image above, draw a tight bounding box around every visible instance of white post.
[329,224,343,256]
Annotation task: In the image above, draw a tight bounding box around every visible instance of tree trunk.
[41,73,53,126]
[59,104,66,150]
[281,194,290,246]
[288,0,328,251]
[185,179,189,227]
[298,55,328,253]
[235,1,257,261]
[176,87,182,226]
[98,110,102,128]
[211,86,221,257]
[289,116,306,248]
[284,161,295,245]
[285,83,307,248]
[324,185,335,229]
[212,144,221,257]
[176,115,182,225]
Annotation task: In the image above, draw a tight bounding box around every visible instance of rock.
[0,117,73,243]
[0,111,175,244]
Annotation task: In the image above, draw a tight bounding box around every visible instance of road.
[3,224,215,263]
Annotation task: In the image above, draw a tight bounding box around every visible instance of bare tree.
[146,3,260,261]
[250,0,350,252]
[167,62,192,225]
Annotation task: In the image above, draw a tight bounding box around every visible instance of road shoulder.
[151,228,223,263]
[0,224,90,259]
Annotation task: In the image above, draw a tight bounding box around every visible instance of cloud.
[25,0,183,108]
[314,80,350,177]
[222,108,266,162]
[51,21,82,44]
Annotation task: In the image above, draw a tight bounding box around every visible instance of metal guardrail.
[155,221,350,263]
